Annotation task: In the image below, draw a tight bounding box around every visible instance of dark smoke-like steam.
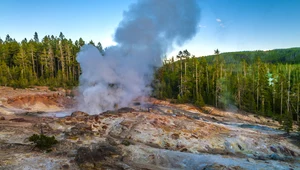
[77,0,200,114]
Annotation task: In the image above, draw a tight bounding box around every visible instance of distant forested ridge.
[154,49,300,132]
[0,32,103,88]
[204,48,300,64]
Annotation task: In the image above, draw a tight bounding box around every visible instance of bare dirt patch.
[0,86,74,113]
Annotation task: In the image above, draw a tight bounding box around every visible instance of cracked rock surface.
[0,89,299,170]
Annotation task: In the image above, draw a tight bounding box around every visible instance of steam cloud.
[76,0,201,114]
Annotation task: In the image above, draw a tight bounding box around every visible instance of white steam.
[76,0,201,114]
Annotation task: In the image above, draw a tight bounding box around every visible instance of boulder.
[75,144,122,169]
[71,111,89,117]
[9,118,27,122]
[247,158,255,163]
[62,164,70,169]
[270,146,277,153]
[75,147,95,169]
[237,143,243,151]
[203,163,244,170]
[269,153,282,161]
[0,116,5,120]
[117,107,136,113]
[171,133,180,140]
[68,123,92,136]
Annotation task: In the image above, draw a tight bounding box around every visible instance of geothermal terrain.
[0,86,299,170]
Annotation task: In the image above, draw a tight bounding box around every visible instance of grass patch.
[29,134,58,151]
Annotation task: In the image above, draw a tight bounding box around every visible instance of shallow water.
[129,145,300,170]
[221,122,284,134]
[38,110,73,117]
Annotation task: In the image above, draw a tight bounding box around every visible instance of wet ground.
[0,87,299,170]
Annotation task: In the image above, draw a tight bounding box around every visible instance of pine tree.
[282,111,293,134]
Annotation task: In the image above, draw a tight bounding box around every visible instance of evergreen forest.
[0,32,103,88]
[154,49,300,132]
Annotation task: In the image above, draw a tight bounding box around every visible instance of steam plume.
[76,0,201,114]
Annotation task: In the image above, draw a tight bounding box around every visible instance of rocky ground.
[0,87,299,170]
[0,86,74,114]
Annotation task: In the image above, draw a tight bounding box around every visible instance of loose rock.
[171,133,180,140]
[117,107,136,113]
[237,143,243,151]
[75,147,95,168]
[247,158,256,163]
[270,146,277,153]
[203,163,244,170]
[269,153,282,161]
[62,164,70,169]
[0,116,5,120]
[71,111,89,117]
[9,118,27,122]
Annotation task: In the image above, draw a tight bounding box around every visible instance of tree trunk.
[41,64,44,77]
[220,64,223,78]
[287,65,291,113]
[184,62,187,93]
[281,81,283,116]
[215,68,218,107]
[73,56,76,81]
[297,83,299,123]
[66,44,71,81]
[7,67,12,80]
[243,61,246,77]
[21,48,25,78]
[252,70,255,112]
[31,47,36,78]
[206,65,209,95]
[48,45,54,78]
[262,95,265,114]
[195,63,198,99]
[256,64,260,112]
[273,87,275,114]
[59,41,65,81]
[238,76,241,108]
[180,57,183,95]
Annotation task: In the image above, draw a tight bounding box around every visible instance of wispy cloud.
[216,18,225,28]
[198,25,207,28]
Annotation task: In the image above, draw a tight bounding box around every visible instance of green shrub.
[281,112,293,134]
[121,140,131,146]
[297,121,300,134]
[194,95,205,108]
[29,134,58,150]
[49,86,57,91]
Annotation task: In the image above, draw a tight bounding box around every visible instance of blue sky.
[1,0,300,57]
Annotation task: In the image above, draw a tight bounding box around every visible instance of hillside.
[202,47,300,64]
[155,49,300,132]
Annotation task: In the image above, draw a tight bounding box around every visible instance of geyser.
[76,0,201,114]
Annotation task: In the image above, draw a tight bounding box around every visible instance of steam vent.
[1,0,300,170]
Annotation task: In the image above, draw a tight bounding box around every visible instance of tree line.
[204,48,300,64]
[153,49,300,133]
[0,32,103,88]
